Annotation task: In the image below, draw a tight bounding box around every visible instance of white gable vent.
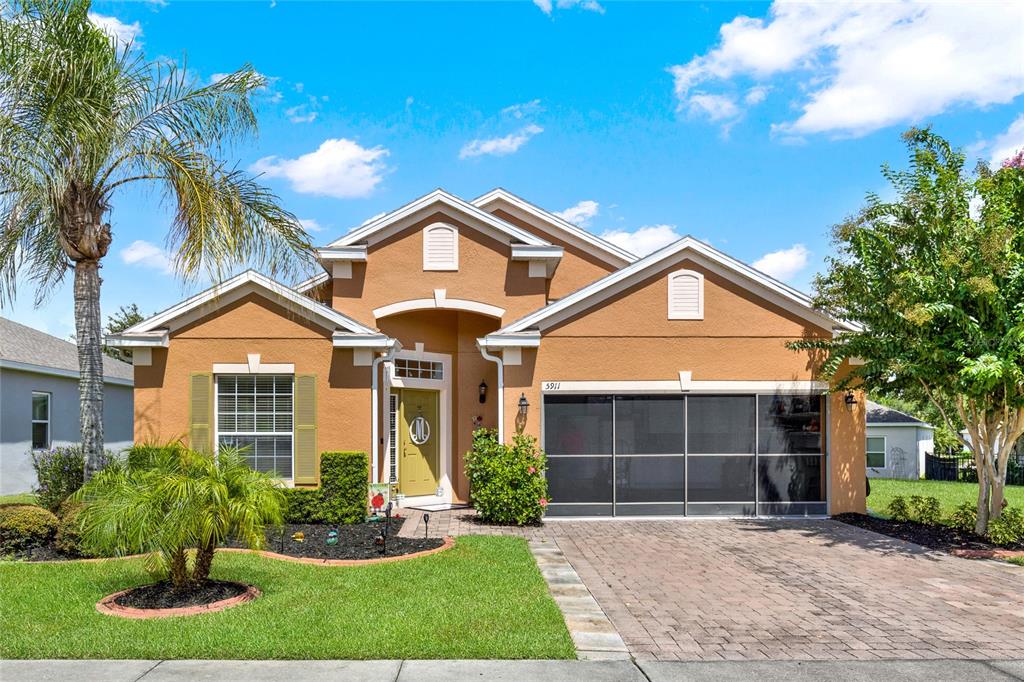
[667,269,704,320]
[423,223,458,271]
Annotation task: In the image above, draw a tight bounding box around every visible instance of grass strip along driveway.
[0,536,573,660]
[867,479,1024,517]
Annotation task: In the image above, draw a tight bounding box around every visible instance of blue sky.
[4,0,1023,339]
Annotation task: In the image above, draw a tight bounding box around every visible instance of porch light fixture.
[479,380,487,404]
[518,393,530,419]
[844,392,857,409]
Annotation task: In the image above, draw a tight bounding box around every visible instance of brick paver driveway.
[402,511,1024,661]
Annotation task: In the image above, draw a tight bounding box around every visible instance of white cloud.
[250,138,390,199]
[298,219,324,233]
[121,240,173,274]
[599,224,682,256]
[534,0,604,14]
[459,124,543,159]
[285,105,317,124]
[986,114,1024,168]
[753,243,810,282]
[688,93,739,121]
[745,85,770,105]
[555,200,599,228]
[669,2,1024,137]
[502,99,544,120]
[88,12,141,45]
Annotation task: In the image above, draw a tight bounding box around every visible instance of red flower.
[527,466,536,474]
[538,498,548,507]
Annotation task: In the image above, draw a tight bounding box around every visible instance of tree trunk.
[975,475,990,536]
[74,259,105,480]
[169,549,189,590]
[193,542,216,583]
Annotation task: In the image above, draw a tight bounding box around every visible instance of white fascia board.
[477,332,541,349]
[104,331,169,348]
[317,246,368,262]
[497,236,847,335]
[510,245,564,260]
[331,333,397,349]
[0,359,134,386]
[294,271,330,293]
[472,189,637,266]
[328,189,549,249]
[539,379,829,394]
[867,422,934,429]
[121,270,376,336]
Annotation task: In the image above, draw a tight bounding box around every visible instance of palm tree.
[0,1,311,479]
[75,444,286,589]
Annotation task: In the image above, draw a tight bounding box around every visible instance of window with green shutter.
[216,374,294,478]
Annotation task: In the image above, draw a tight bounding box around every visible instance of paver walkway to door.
[400,509,1024,661]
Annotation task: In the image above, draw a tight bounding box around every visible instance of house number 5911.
[543,382,561,391]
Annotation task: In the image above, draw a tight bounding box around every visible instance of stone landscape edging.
[96,583,260,619]
[951,547,1024,561]
[217,535,456,565]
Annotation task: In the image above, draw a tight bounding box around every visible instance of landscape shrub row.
[282,451,369,524]
[887,494,1024,546]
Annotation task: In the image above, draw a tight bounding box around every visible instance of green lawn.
[866,478,1024,517]
[0,493,38,506]
[0,536,573,660]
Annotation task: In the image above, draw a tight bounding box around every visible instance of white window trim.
[668,269,704,320]
[31,391,51,450]
[422,223,459,271]
[214,374,295,484]
[866,435,887,469]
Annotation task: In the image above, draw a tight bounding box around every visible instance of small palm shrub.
[888,496,911,521]
[987,507,1024,547]
[465,429,548,525]
[0,504,58,552]
[908,495,941,525]
[946,501,978,532]
[75,445,285,589]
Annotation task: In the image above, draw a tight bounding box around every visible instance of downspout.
[371,339,400,483]
[478,341,504,443]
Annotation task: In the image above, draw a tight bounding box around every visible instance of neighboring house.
[865,400,934,480]
[108,188,867,517]
[0,318,134,494]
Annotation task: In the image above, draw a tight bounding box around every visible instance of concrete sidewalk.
[3,659,1022,681]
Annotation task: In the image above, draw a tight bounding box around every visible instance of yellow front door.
[398,389,439,496]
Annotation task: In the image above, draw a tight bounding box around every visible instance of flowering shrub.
[465,429,549,525]
[31,445,110,513]
[908,495,941,525]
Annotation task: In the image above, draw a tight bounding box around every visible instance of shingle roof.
[866,400,929,426]
[0,317,134,381]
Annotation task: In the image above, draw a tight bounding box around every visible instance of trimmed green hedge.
[283,451,369,524]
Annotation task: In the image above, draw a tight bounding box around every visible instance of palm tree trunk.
[194,542,217,583]
[169,549,189,590]
[74,259,105,480]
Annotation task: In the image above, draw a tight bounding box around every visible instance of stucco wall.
[0,368,133,494]
[133,294,372,476]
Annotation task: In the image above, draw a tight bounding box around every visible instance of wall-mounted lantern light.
[479,380,487,404]
[844,392,857,409]
[518,393,530,419]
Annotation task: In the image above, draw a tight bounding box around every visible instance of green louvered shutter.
[293,374,318,484]
[189,373,213,452]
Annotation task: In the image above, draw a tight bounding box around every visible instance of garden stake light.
[424,512,430,539]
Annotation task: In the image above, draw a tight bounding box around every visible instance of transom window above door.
[393,358,443,380]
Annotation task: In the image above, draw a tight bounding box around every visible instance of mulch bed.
[230,519,444,561]
[835,513,1023,556]
[1,544,81,562]
[113,579,247,610]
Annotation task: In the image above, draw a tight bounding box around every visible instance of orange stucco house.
[108,188,866,517]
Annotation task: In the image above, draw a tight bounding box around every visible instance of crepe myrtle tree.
[791,129,1024,535]
[0,1,312,479]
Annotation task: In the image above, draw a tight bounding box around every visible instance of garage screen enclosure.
[542,393,826,517]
